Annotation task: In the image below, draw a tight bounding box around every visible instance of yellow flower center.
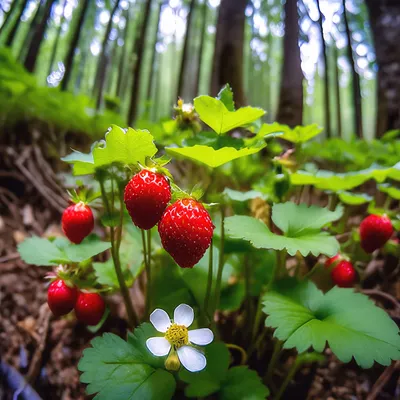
[165,323,188,348]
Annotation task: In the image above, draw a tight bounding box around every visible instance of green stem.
[141,229,150,317]
[244,254,252,324]
[265,340,282,383]
[99,178,137,329]
[212,207,225,315]
[204,239,213,320]
[383,196,391,211]
[274,356,300,400]
[147,229,152,315]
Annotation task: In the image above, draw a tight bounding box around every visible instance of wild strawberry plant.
[18,85,400,399]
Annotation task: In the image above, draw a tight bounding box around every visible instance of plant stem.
[212,207,225,315]
[146,228,152,315]
[226,343,248,365]
[99,178,137,329]
[383,196,391,211]
[141,229,150,317]
[265,340,282,383]
[274,356,300,400]
[204,239,213,320]
[244,254,252,324]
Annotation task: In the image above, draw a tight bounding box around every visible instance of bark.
[61,0,90,91]
[210,0,247,107]
[342,0,363,138]
[194,0,207,96]
[24,0,57,73]
[276,0,303,127]
[365,0,400,136]
[316,0,331,138]
[47,0,67,78]
[333,43,342,137]
[93,0,121,99]
[176,0,196,100]
[4,0,29,47]
[128,0,153,124]
[147,1,163,100]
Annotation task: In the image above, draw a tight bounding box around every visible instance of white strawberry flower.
[146,304,214,372]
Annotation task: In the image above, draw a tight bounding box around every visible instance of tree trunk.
[276,0,303,127]
[194,0,207,96]
[265,32,272,121]
[0,0,17,36]
[176,0,196,100]
[147,1,163,101]
[93,0,120,99]
[4,0,29,47]
[18,0,42,61]
[128,0,153,124]
[47,0,67,79]
[365,0,400,137]
[316,0,331,138]
[61,0,90,91]
[342,0,363,138]
[210,0,247,107]
[24,0,56,73]
[333,43,342,137]
[115,7,131,98]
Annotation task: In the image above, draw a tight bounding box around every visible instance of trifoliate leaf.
[78,325,176,400]
[225,203,342,257]
[337,191,373,205]
[291,162,400,191]
[18,235,111,266]
[193,96,265,134]
[263,279,400,368]
[217,84,235,111]
[259,122,322,143]
[166,144,265,168]
[62,125,157,175]
[378,183,400,200]
[180,342,268,399]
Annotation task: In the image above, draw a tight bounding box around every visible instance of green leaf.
[378,184,400,200]
[225,203,342,257]
[62,125,157,175]
[180,343,268,399]
[337,191,373,205]
[166,144,265,168]
[263,279,400,368]
[194,96,265,134]
[217,84,235,111]
[223,188,267,202]
[78,325,176,399]
[259,123,322,143]
[291,162,400,191]
[18,235,111,266]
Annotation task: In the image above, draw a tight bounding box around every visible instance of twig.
[366,361,400,400]
[362,289,400,310]
[0,252,20,263]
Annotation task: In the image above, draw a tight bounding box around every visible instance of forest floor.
[0,143,399,400]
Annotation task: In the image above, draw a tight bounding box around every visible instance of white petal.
[174,304,194,327]
[150,309,171,332]
[188,328,214,346]
[146,337,171,356]
[177,346,206,372]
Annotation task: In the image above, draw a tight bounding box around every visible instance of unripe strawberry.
[359,214,393,253]
[331,260,357,288]
[325,254,341,268]
[74,292,105,326]
[124,169,171,230]
[158,198,214,268]
[62,202,94,244]
[47,279,78,317]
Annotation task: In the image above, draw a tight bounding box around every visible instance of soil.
[1,142,399,400]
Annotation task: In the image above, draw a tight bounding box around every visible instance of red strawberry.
[62,202,94,244]
[124,169,171,230]
[47,279,78,317]
[325,254,341,268]
[158,198,214,268]
[75,292,105,326]
[359,214,393,253]
[331,260,357,288]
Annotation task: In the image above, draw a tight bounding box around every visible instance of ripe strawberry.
[359,214,393,253]
[47,279,78,317]
[62,201,94,244]
[124,169,171,230]
[158,198,214,268]
[325,254,341,268]
[331,260,357,288]
[74,292,105,326]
